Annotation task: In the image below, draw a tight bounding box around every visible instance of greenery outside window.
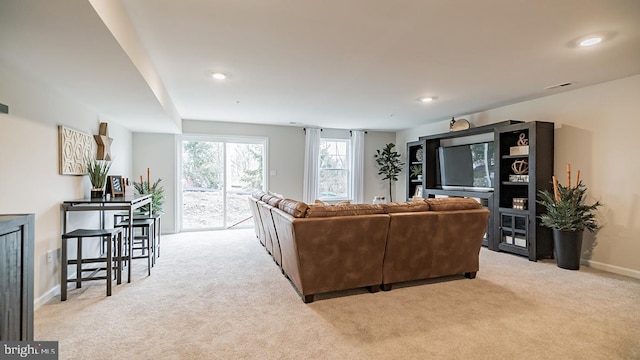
[319,138,351,201]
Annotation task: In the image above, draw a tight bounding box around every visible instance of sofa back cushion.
[382,200,430,213]
[252,190,267,200]
[278,199,309,218]
[264,195,283,207]
[426,197,482,211]
[305,204,384,217]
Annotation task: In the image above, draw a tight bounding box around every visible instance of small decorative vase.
[90,188,104,199]
[372,196,386,204]
[553,229,583,270]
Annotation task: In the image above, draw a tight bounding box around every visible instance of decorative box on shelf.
[512,198,528,210]
[505,235,526,247]
[508,175,529,182]
[509,145,529,156]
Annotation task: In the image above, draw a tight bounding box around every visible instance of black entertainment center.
[405,120,554,260]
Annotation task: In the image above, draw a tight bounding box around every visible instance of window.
[319,138,351,200]
[179,136,267,230]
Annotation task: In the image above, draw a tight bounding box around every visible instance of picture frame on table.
[414,185,423,197]
[107,175,125,197]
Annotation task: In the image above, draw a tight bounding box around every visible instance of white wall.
[132,132,176,233]
[0,62,133,306]
[397,74,640,277]
[132,120,395,233]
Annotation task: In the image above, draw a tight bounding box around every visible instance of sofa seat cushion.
[382,200,430,213]
[278,199,309,218]
[306,204,384,217]
[426,198,482,211]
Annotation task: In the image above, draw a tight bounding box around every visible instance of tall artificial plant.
[374,143,405,202]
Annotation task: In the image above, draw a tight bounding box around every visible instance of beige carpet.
[36,229,640,360]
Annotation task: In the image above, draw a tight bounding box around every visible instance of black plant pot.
[90,189,104,199]
[553,229,584,270]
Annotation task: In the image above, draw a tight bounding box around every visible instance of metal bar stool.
[61,228,123,301]
[116,218,154,276]
[114,211,161,265]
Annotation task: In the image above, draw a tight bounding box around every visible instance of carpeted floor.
[35,229,640,359]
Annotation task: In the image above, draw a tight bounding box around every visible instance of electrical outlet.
[46,249,58,264]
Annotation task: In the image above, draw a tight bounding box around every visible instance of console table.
[61,194,152,282]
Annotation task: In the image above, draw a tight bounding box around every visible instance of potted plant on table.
[537,165,602,270]
[86,159,111,198]
[374,143,405,202]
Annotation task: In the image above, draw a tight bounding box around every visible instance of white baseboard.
[581,259,640,280]
[34,270,79,310]
[35,286,59,310]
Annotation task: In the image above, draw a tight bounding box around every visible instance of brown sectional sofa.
[249,192,489,303]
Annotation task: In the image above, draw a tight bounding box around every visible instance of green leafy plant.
[86,159,111,189]
[133,178,165,214]
[537,180,602,232]
[374,143,405,202]
[410,165,422,178]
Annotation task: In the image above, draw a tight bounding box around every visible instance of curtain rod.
[349,130,368,136]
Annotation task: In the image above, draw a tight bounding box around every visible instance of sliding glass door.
[180,136,266,230]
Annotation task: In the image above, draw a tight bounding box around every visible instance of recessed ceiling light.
[578,36,602,47]
[420,97,435,103]
[211,72,227,80]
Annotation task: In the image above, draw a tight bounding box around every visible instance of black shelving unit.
[405,140,426,201]
[494,121,555,261]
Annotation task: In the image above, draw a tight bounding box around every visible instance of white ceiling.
[1,0,639,133]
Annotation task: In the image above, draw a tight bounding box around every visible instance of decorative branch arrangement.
[133,167,164,214]
[538,164,602,232]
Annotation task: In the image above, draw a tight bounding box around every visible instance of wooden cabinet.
[405,140,425,201]
[0,214,34,341]
[495,121,554,260]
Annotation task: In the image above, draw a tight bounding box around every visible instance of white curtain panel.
[302,128,321,203]
[350,130,365,203]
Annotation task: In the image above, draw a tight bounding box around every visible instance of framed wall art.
[58,125,93,175]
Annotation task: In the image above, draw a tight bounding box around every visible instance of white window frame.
[318,137,352,202]
[176,134,268,232]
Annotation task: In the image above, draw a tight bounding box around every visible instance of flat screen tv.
[438,142,495,192]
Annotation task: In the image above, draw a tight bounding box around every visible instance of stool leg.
[147,225,152,276]
[116,231,122,285]
[76,237,83,289]
[61,237,68,301]
[156,217,161,259]
[106,234,112,296]
[151,223,156,267]
[127,227,132,283]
